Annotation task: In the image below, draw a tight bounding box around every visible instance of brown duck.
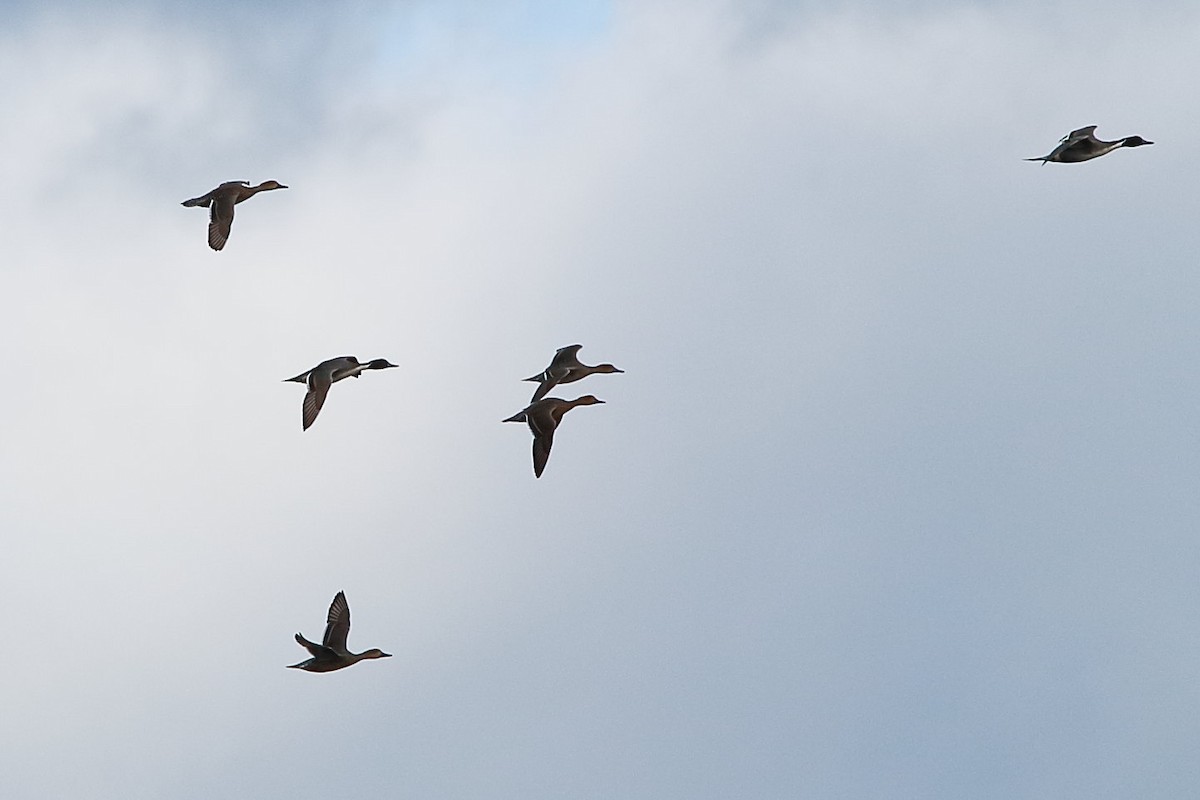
[503,395,605,478]
[181,180,288,250]
[523,344,623,403]
[288,591,391,673]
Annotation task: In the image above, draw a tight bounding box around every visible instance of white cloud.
[2,2,1200,797]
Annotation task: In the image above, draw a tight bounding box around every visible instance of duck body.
[288,591,392,673]
[523,344,623,403]
[181,179,288,250]
[503,395,605,477]
[284,356,398,430]
[1026,126,1153,164]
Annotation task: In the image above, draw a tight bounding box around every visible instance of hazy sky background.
[2,1,1199,797]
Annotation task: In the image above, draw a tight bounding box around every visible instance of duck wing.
[526,405,561,478]
[322,591,351,652]
[529,345,584,402]
[532,428,555,478]
[1062,125,1098,144]
[295,632,336,659]
[302,377,332,431]
[208,192,236,251]
[530,377,560,403]
[328,357,367,383]
[549,345,584,369]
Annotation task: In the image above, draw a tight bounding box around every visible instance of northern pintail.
[288,591,392,673]
[1026,126,1153,164]
[284,356,398,430]
[181,180,288,250]
[523,345,623,403]
[503,395,605,478]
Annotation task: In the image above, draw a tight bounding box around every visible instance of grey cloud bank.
[1,1,1198,798]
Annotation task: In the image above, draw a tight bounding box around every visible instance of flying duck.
[288,591,391,673]
[284,356,397,430]
[523,344,623,403]
[181,180,288,250]
[1026,126,1152,164]
[503,395,605,478]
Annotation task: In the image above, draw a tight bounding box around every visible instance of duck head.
[571,395,606,407]
[365,359,398,370]
[1122,136,1153,148]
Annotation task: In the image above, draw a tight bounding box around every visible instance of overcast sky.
[2,1,1199,798]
